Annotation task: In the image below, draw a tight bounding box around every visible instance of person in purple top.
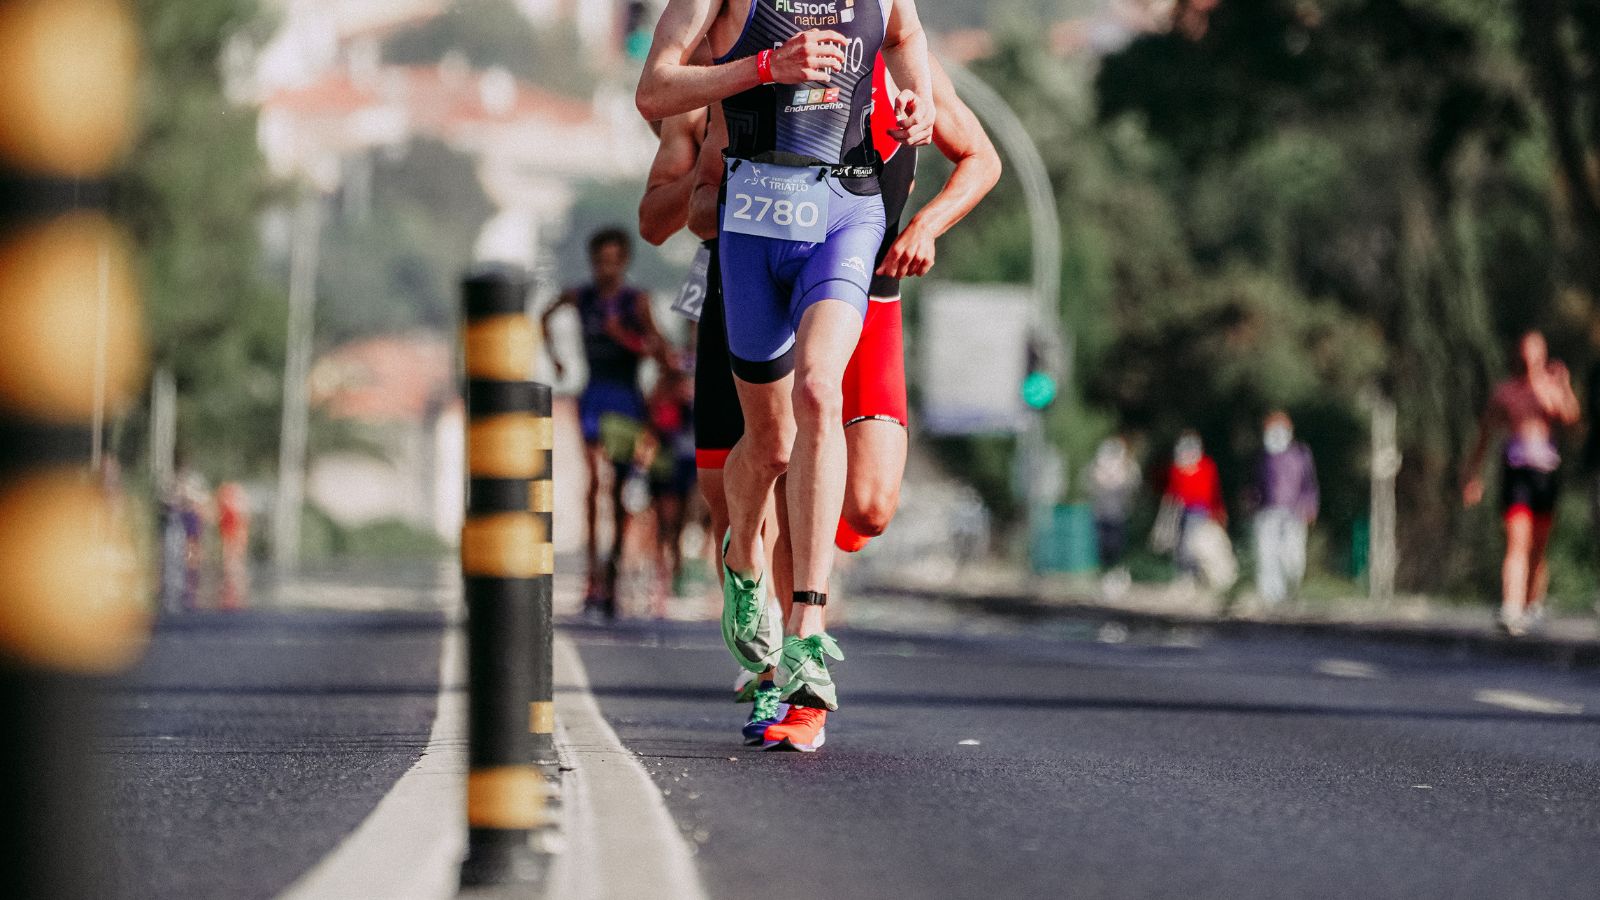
[1250,410,1319,606]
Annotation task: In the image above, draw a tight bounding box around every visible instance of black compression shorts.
[693,239,745,466]
[1501,464,1560,517]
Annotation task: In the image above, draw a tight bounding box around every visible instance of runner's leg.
[787,301,865,635]
[774,474,795,628]
[1528,513,1555,611]
[607,462,629,617]
[584,444,603,597]
[723,376,794,576]
[842,420,907,539]
[838,298,908,550]
[1503,507,1533,619]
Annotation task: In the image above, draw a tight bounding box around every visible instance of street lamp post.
[271,184,324,577]
[943,62,1068,563]
[943,62,1067,385]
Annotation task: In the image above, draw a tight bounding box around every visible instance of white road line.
[546,633,709,900]
[1473,689,1584,716]
[278,628,467,900]
[1314,659,1383,679]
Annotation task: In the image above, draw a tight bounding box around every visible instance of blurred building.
[246,0,655,259]
[307,334,464,541]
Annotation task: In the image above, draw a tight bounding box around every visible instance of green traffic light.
[1021,371,1058,410]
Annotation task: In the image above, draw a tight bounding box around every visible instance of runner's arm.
[877,58,1000,278]
[630,291,679,372]
[1460,394,1504,504]
[639,110,706,245]
[1542,362,1582,425]
[539,289,577,377]
[687,107,730,240]
[881,0,935,146]
[636,0,848,121]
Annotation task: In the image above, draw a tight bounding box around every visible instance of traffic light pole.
[945,63,1071,553]
[944,62,1068,388]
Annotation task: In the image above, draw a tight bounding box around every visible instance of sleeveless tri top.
[577,284,647,385]
[716,0,893,175]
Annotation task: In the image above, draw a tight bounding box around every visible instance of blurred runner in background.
[1463,330,1580,636]
[541,228,672,620]
[1249,411,1318,607]
[643,362,699,615]
[158,453,211,612]
[1088,434,1140,598]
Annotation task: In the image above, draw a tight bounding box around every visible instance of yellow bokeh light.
[0,0,138,176]
[0,213,146,423]
[0,469,150,673]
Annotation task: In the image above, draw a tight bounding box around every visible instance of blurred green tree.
[317,140,495,343]
[1514,0,1600,310]
[1090,0,1561,591]
[119,0,289,479]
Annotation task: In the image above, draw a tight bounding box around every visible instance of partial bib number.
[670,245,711,322]
[722,159,831,243]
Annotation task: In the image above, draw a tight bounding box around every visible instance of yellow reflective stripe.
[466,766,545,829]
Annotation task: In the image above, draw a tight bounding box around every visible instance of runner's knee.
[793,373,843,428]
[742,428,792,480]
[844,491,898,538]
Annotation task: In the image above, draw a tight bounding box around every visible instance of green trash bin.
[1350,516,1370,579]
[1032,503,1099,574]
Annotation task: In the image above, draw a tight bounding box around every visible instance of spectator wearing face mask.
[1249,411,1319,606]
[1158,430,1226,578]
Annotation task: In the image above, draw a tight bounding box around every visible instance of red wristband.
[756,49,775,85]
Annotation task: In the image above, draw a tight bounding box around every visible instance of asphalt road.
[570,609,1600,900]
[96,609,444,900]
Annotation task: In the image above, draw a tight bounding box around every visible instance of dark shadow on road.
[108,683,447,696]
[575,683,1600,726]
[155,609,450,632]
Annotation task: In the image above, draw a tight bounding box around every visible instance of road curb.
[869,584,1600,670]
[544,632,708,900]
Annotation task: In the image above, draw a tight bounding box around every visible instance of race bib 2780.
[722,159,831,243]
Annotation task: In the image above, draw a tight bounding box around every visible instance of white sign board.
[919,282,1032,435]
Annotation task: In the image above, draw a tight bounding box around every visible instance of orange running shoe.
[834,518,872,553]
[763,705,827,752]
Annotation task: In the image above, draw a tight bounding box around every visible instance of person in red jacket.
[1162,430,1226,576]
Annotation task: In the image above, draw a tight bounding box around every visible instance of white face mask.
[1175,438,1202,467]
[1264,424,1292,454]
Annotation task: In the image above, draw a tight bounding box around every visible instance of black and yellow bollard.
[0,2,148,897]
[459,269,553,885]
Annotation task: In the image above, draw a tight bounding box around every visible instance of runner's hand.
[1462,476,1484,508]
[770,30,848,84]
[889,90,934,146]
[877,219,936,278]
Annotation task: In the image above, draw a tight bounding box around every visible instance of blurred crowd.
[1088,411,1318,608]
[156,457,251,612]
[1090,329,1591,635]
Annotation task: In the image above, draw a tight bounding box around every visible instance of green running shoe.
[721,532,782,672]
[741,682,786,745]
[733,669,759,702]
[777,632,844,711]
